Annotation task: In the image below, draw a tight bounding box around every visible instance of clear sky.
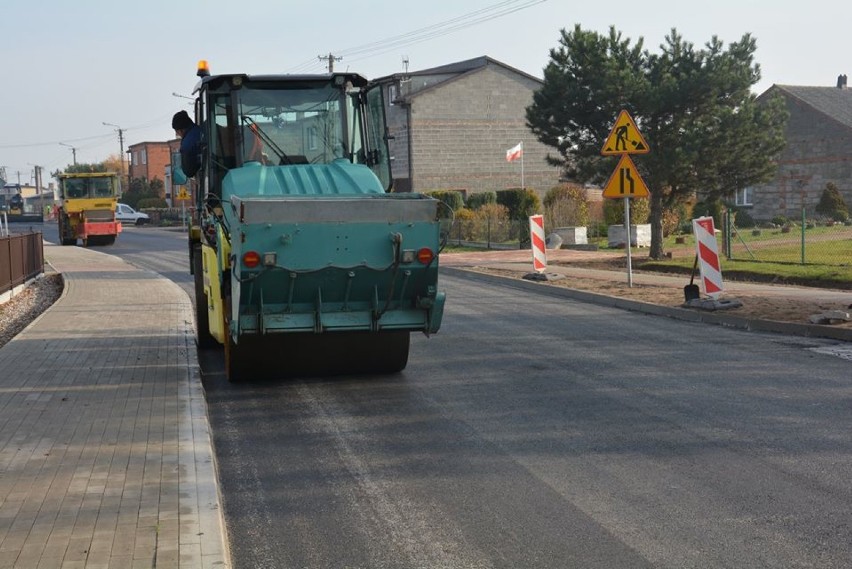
[2,0,849,186]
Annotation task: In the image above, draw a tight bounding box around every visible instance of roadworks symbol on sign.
[601,155,650,199]
[176,187,190,200]
[601,110,650,155]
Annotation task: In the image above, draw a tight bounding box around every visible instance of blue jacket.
[180,124,202,177]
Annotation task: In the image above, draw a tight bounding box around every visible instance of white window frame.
[735,186,753,206]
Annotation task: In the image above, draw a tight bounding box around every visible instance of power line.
[285,0,547,73]
[0,113,174,151]
[345,0,548,64]
[0,132,114,150]
[344,0,542,58]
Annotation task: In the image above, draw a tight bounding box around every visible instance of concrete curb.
[442,266,852,343]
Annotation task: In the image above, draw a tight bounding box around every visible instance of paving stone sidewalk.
[0,244,229,568]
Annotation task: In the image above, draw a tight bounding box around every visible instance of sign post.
[600,110,650,287]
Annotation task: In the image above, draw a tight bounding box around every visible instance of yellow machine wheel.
[193,245,217,349]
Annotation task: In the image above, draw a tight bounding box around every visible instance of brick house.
[749,75,852,221]
[371,56,562,197]
[127,139,181,201]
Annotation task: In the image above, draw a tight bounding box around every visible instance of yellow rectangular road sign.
[176,187,190,201]
[602,155,649,199]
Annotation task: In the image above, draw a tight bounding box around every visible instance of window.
[735,187,753,206]
[141,149,147,165]
[388,85,397,106]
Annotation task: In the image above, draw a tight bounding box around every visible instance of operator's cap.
[172,110,193,130]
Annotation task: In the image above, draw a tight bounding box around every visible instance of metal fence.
[139,207,195,227]
[723,210,852,266]
[0,231,44,296]
[445,219,525,249]
[444,218,610,250]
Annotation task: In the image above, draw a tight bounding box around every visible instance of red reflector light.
[242,251,261,268]
[417,248,434,264]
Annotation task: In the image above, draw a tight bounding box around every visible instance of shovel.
[684,255,700,302]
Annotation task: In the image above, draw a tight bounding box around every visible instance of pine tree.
[815,182,849,222]
[526,26,789,258]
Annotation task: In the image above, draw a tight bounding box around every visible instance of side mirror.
[170,151,188,185]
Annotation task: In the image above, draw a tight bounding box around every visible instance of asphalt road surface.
[33,222,852,568]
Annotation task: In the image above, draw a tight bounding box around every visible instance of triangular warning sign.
[602,155,650,199]
[601,110,650,155]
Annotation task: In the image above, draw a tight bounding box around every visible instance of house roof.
[406,56,541,82]
[372,56,542,102]
[767,84,852,130]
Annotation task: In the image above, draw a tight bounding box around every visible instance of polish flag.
[506,142,523,162]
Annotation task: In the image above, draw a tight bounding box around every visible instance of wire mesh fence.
[723,210,852,266]
[443,217,620,252]
[445,218,525,250]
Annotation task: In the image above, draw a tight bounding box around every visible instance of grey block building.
[372,56,562,196]
[749,76,852,221]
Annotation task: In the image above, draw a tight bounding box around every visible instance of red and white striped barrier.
[529,214,546,273]
[692,216,723,298]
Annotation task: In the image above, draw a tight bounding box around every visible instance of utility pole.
[318,52,342,73]
[103,122,127,192]
[34,165,43,214]
[59,142,78,165]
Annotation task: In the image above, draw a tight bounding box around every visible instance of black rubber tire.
[192,245,217,349]
[58,217,76,246]
[225,333,254,383]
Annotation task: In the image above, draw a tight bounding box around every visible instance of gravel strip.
[0,273,64,349]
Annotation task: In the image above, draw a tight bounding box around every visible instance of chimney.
[838,74,849,88]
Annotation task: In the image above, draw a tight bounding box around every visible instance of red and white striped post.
[692,216,724,298]
[529,214,546,273]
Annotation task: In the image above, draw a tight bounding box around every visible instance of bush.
[450,207,476,240]
[469,203,511,242]
[542,184,589,229]
[588,221,608,238]
[733,209,756,228]
[771,215,789,227]
[138,198,168,209]
[691,198,724,228]
[661,208,680,237]
[496,188,541,221]
[465,191,496,210]
[603,198,649,226]
[815,182,849,222]
[425,190,465,213]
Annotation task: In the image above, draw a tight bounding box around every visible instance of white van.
[115,203,151,225]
